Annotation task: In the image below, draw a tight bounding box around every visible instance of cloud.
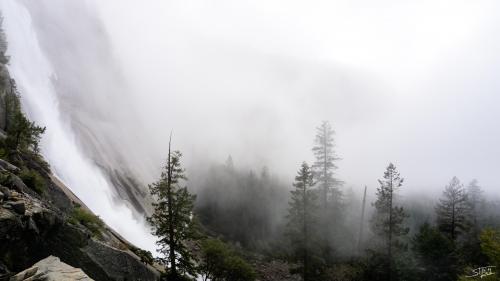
[18,0,500,198]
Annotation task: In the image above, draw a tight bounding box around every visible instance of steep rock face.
[0,162,160,281]
[10,255,93,281]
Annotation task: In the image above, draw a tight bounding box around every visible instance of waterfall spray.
[0,0,156,254]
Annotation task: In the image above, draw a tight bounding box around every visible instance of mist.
[2,1,500,280]
[6,0,498,201]
[97,0,500,195]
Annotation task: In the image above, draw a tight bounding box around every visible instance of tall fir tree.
[436,177,469,241]
[312,121,341,208]
[412,222,458,281]
[286,162,321,281]
[370,163,409,281]
[148,137,197,280]
[466,179,484,232]
[463,179,488,266]
[311,121,343,262]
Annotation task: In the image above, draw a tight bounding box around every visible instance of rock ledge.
[10,256,93,281]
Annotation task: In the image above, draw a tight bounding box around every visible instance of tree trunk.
[451,201,456,241]
[303,179,308,281]
[388,174,393,281]
[167,138,177,277]
[357,186,367,255]
[323,125,328,209]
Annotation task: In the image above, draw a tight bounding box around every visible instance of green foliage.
[360,250,392,281]
[0,84,46,171]
[436,177,470,241]
[371,163,409,244]
[162,272,195,281]
[223,255,256,281]
[480,229,500,267]
[321,262,364,281]
[130,245,155,265]
[311,120,342,208]
[311,121,345,263]
[4,105,45,155]
[199,238,255,281]
[19,168,46,194]
[69,207,104,237]
[199,239,228,280]
[195,161,289,251]
[370,163,409,281]
[412,222,459,281]
[286,162,325,280]
[147,145,197,279]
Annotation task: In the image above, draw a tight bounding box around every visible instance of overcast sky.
[17,0,500,196]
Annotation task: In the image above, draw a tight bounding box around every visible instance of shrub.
[19,168,46,194]
[130,245,155,265]
[223,255,256,281]
[69,207,104,237]
[199,238,256,281]
[481,228,500,267]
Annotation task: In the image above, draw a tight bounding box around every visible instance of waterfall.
[0,0,156,253]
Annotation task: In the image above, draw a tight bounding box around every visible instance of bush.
[19,168,46,194]
[199,238,256,281]
[69,207,104,237]
[223,255,256,281]
[481,229,500,262]
[162,272,195,281]
[130,245,155,265]
[4,99,45,154]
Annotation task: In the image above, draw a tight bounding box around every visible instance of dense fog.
[8,0,500,197]
[2,2,500,275]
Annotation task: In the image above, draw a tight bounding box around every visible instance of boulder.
[0,191,3,202]
[0,159,19,173]
[9,175,28,193]
[10,201,25,215]
[0,259,11,278]
[9,255,93,281]
[83,239,160,281]
[0,129,6,140]
[0,185,9,199]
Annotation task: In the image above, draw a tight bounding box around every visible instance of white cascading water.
[0,0,156,253]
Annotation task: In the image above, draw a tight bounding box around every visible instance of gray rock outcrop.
[10,256,93,281]
[0,159,160,281]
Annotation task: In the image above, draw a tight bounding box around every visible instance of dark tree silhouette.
[286,162,320,281]
[436,177,469,241]
[148,137,197,280]
[370,163,409,281]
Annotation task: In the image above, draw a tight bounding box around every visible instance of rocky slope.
[0,154,160,281]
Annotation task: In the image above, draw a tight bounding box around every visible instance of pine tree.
[312,121,341,208]
[311,121,343,263]
[463,179,487,266]
[436,177,469,241]
[286,162,321,281]
[148,137,197,280]
[412,222,458,281]
[370,163,409,281]
[467,179,484,232]
[6,110,45,154]
[2,87,45,156]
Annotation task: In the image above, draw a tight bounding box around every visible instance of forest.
[147,121,500,281]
